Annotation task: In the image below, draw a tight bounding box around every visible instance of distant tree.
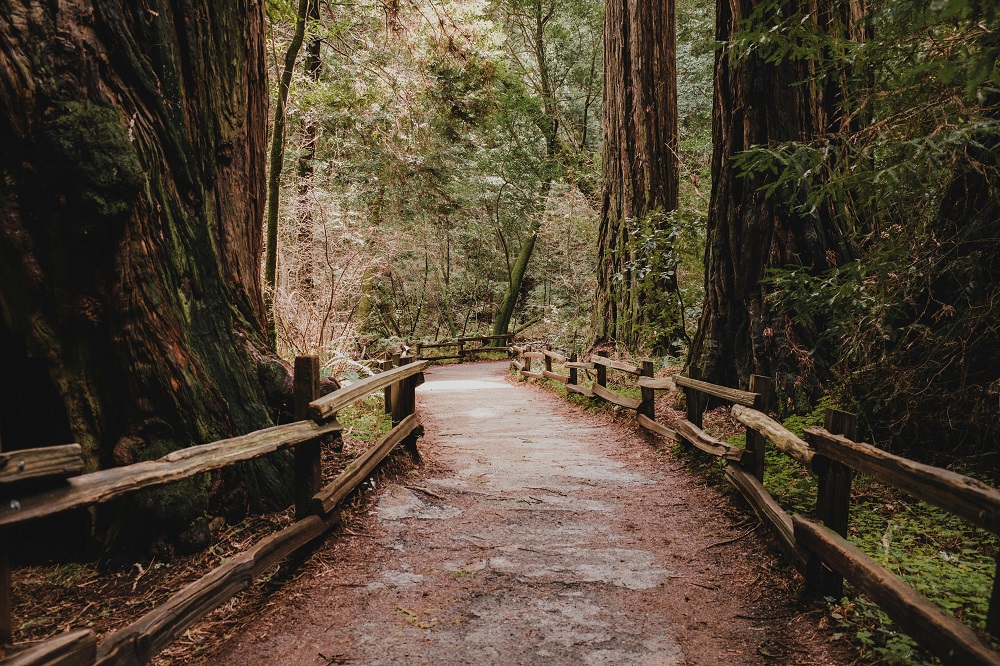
[0,0,291,551]
[594,0,680,352]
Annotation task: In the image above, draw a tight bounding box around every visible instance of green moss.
[42,101,143,219]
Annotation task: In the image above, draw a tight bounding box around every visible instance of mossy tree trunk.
[689,0,864,403]
[594,0,679,353]
[0,0,291,552]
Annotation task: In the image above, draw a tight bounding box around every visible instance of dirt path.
[213,362,843,665]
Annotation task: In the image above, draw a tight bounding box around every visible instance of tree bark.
[689,0,863,402]
[0,0,290,550]
[594,0,679,353]
[295,0,322,294]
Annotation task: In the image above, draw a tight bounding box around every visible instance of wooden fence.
[0,355,428,665]
[511,344,1000,666]
[412,334,514,362]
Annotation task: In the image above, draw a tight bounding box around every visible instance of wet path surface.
[214,362,840,665]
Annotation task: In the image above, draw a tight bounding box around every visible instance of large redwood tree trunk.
[689,0,863,403]
[595,0,679,352]
[0,0,289,549]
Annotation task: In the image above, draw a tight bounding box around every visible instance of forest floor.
[201,361,851,665]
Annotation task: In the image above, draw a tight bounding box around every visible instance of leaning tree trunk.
[0,0,291,552]
[689,0,864,404]
[595,0,679,353]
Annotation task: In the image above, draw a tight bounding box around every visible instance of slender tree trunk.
[690,0,863,403]
[0,0,290,551]
[295,0,322,294]
[264,0,310,345]
[492,227,538,338]
[594,0,679,352]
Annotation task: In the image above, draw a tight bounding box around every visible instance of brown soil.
[204,361,851,665]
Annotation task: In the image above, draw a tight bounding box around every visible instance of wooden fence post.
[391,355,421,459]
[806,407,857,598]
[293,355,322,521]
[523,346,531,374]
[414,342,422,360]
[568,352,578,386]
[457,339,465,361]
[544,344,553,374]
[381,359,393,414]
[391,356,413,426]
[595,351,608,390]
[638,359,655,420]
[684,365,703,428]
[744,375,774,481]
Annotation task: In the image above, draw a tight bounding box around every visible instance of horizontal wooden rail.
[96,513,338,666]
[726,466,801,566]
[637,414,677,441]
[3,629,96,665]
[420,354,462,361]
[522,351,546,360]
[542,349,567,363]
[674,376,758,407]
[459,334,513,342]
[541,370,568,384]
[309,361,428,420]
[511,360,525,373]
[793,516,1000,666]
[419,342,456,349]
[592,384,641,410]
[460,347,508,355]
[0,444,84,485]
[312,414,422,515]
[565,361,594,370]
[732,405,813,466]
[521,369,544,380]
[0,419,343,528]
[637,376,675,390]
[591,356,640,375]
[805,427,1000,535]
[674,419,745,462]
[566,383,594,398]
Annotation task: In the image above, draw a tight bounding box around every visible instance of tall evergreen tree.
[689,0,865,401]
[594,0,679,352]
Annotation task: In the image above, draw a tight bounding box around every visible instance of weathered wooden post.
[293,355,322,521]
[595,350,608,390]
[523,346,532,374]
[391,355,421,459]
[391,355,413,426]
[806,407,857,597]
[684,365,703,428]
[381,358,393,415]
[414,342,422,360]
[744,375,774,481]
[568,352,579,387]
[544,344,553,375]
[391,351,401,368]
[457,338,465,361]
[638,359,655,420]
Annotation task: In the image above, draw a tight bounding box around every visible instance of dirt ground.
[209,361,849,665]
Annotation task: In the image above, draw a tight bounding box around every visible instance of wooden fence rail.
[509,344,1000,666]
[0,355,428,665]
[410,334,515,363]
